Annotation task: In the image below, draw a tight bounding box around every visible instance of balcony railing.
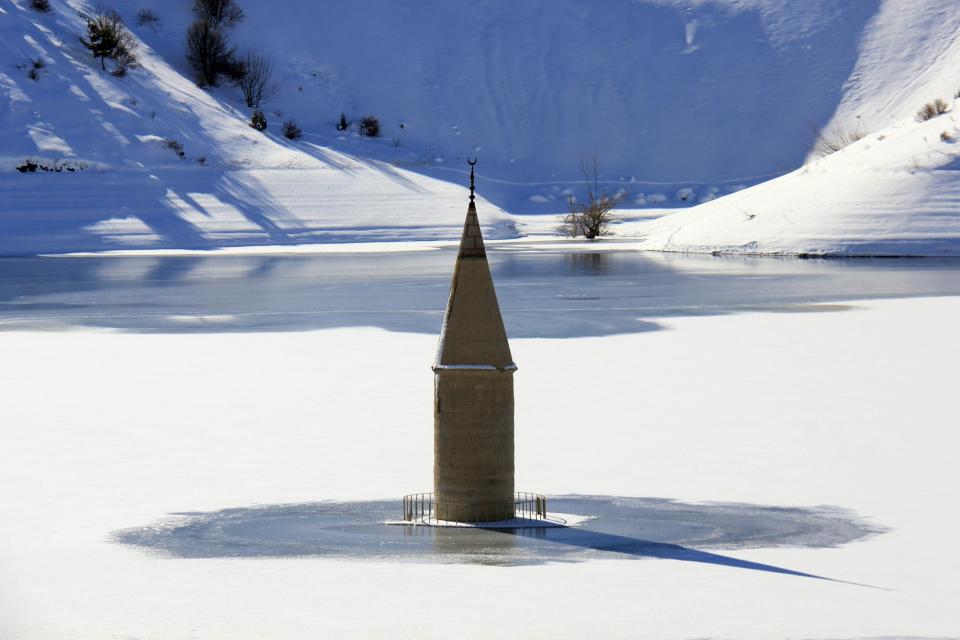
[402,492,548,524]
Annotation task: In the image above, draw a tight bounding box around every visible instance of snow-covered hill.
[615,0,960,256]
[0,0,517,255]
[625,98,960,256]
[2,0,960,255]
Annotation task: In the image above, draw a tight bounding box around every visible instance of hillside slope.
[2,0,960,255]
[0,0,515,255]
[626,102,960,256]
[826,1,960,140]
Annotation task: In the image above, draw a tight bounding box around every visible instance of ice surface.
[115,496,882,572]
[2,294,959,638]
[3,251,960,336]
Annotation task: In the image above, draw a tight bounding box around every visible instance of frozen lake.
[2,269,958,637]
[1,245,959,335]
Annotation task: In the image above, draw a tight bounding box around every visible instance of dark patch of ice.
[114,495,885,571]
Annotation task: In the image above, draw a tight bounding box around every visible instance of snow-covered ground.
[623,94,960,256]
[3,0,960,255]
[1,295,958,638]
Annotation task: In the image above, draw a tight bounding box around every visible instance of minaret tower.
[432,160,516,522]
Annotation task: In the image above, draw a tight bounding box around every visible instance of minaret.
[433,160,516,523]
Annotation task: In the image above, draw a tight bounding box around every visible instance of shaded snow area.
[2,0,960,255]
[2,296,959,638]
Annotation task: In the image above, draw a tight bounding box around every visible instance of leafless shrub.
[916,99,949,122]
[809,121,866,158]
[336,112,350,131]
[186,19,232,86]
[30,0,51,13]
[163,138,185,158]
[80,8,138,73]
[236,51,277,109]
[136,9,160,28]
[193,0,244,28]
[941,131,954,143]
[282,119,302,140]
[560,153,620,239]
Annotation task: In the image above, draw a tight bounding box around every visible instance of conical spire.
[434,161,514,370]
[457,199,486,258]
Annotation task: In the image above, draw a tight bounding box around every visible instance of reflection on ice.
[2,249,959,336]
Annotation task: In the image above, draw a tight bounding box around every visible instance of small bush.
[336,112,350,132]
[250,109,267,131]
[917,99,949,122]
[810,121,866,158]
[137,9,160,28]
[163,139,185,158]
[197,156,207,166]
[30,0,51,13]
[27,59,44,81]
[80,9,138,73]
[282,120,302,140]
[359,115,380,137]
[941,131,954,143]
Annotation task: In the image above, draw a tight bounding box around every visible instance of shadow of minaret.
[488,524,886,589]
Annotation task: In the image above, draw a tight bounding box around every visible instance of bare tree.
[560,153,620,239]
[237,51,277,108]
[186,19,232,86]
[80,8,138,73]
[193,0,244,28]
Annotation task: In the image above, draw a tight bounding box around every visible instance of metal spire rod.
[467,158,477,203]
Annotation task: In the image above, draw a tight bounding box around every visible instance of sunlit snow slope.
[617,1,960,256]
[629,104,960,256]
